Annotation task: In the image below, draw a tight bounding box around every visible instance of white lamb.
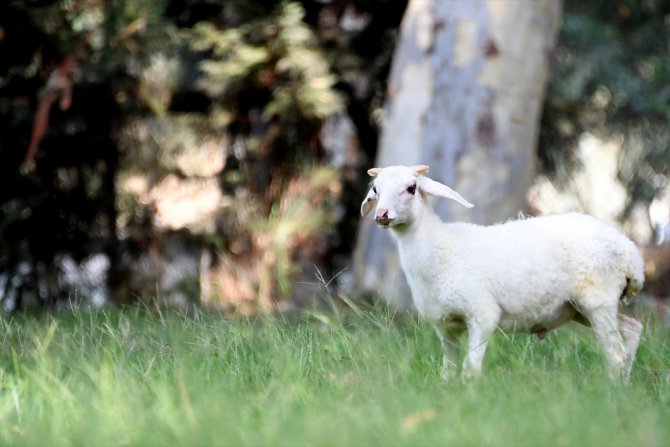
[360,164,644,383]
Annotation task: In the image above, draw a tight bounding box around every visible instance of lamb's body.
[399,212,642,333]
[362,165,644,382]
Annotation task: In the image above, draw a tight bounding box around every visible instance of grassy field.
[0,302,668,446]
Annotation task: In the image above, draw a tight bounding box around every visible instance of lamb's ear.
[418,176,474,208]
[367,167,384,177]
[360,188,377,216]
[411,165,430,176]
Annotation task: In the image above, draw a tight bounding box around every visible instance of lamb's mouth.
[375,216,395,227]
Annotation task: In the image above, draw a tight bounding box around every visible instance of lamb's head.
[360,165,473,229]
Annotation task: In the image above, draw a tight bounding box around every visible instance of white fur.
[361,165,644,383]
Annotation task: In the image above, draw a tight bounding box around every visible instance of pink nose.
[375,208,393,226]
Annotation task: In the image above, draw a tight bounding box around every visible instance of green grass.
[0,303,668,446]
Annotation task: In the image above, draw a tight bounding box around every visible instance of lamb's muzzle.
[374,208,393,227]
[361,164,644,383]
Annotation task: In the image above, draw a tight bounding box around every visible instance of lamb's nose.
[374,209,393,226]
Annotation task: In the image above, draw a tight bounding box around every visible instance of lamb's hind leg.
[617,314,643,382]
[581,305,629,383]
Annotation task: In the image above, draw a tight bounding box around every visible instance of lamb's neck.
[389,203,443,249]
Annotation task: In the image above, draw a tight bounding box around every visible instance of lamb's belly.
[412,293,445,321]
[498,302,576,333]
[410,285,455,322]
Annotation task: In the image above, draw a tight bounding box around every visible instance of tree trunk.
[353,0,562,308]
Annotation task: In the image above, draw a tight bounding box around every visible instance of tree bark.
[353,0,562,307]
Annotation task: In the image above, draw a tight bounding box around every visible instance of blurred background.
[0,0,668,316]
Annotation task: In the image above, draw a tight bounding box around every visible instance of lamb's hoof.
[440,369,457,382]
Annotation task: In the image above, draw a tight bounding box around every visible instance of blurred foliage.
[0,0,151,309]
[540,0,670,209]
[193,3,343,122]
[201,166,341,314]
[0,0,406,312]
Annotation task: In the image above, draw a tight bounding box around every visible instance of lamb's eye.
[407,184,416,195]
[373,186,377,194]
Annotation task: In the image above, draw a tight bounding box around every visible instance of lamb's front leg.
[433,322,463,381]
[462,318,497,380]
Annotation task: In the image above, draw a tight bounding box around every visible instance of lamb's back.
[478,213,637,302]
[440,213,637,316]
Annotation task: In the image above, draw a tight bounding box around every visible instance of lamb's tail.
[621,241,645,306]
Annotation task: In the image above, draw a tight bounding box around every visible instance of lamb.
[360,164,644,383]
